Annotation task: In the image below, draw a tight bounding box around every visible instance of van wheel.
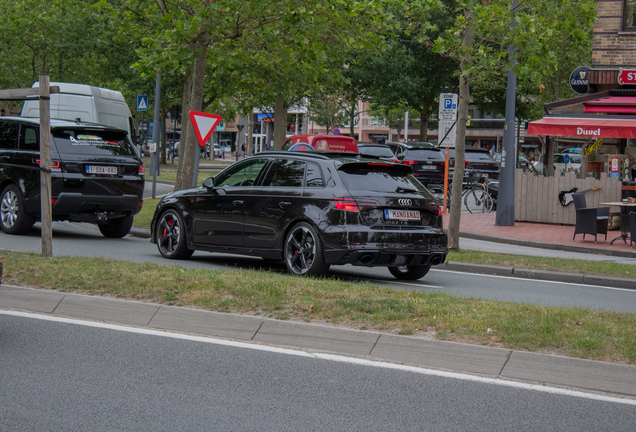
[388,265,431,280]
[0,184,35,235]
[98,215,134,238]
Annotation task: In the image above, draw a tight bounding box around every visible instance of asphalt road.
[2,221,636,313]
[2,313,634,432]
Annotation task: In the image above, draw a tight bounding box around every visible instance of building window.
[625,0,636,29]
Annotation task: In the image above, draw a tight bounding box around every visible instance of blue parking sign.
[137,95,148,111]
[444,98,453,109]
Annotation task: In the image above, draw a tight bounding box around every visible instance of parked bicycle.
[427,166,496,214]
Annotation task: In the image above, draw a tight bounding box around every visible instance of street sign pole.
[438,93,458,214]
[151,68,161,198]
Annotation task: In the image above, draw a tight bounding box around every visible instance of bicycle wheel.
[463,188,493,214]
[428,185,450,208]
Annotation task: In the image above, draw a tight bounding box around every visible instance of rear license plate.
[421,165,437,170]
[87,166,117,175]
[385,209,421,221]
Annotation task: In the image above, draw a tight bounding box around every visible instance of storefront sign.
[618,68,636,85]
[584,138,602,157]
[569,66,590,94]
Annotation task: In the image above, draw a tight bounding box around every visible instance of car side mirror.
[203,177,214,188]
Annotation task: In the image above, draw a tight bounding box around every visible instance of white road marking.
[3,310,635,406]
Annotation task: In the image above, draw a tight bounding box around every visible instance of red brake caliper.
[163,218,173,237]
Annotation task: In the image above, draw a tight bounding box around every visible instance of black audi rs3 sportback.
[151,151,447,280]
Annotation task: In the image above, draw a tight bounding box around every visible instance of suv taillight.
[36,160,61,171]
[402,160,418,165]
[139,164,145,175]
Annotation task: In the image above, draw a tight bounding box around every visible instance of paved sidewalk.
[1,284,634,398]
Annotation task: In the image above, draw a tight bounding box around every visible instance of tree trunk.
[175,70,193,189]
[447,22,473,250]
[246,110,254,157]
[419,106,431,142]
[274,94,288,150]
[176,47,207,191]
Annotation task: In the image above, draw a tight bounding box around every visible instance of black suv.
[0,117,144,237]
[150,152,447,280]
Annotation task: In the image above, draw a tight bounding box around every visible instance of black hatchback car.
[0,117,144,237]
[150,152,447,280]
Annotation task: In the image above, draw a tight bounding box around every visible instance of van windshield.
[52,129,137,157]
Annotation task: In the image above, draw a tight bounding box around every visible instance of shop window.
[624,0,636,30]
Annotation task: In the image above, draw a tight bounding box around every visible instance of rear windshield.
[465,151,495,162]
[359,146,394,157]
[405,149,445,160]
[52,129,137,157]
[338,163,431,194]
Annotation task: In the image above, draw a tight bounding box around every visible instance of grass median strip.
[2,249,635,365]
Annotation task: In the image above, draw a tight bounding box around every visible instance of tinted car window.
[0,121,18,150]
[405,149,445,160]
[306,162,324,188]
[262,159,305,187]
[359,146,394,158]
[19,125,39,151]
[465,151,495,162]
[215,158,268,187]
[52,129,137,156]
[338,163,430,195]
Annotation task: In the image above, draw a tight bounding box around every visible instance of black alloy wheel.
[0,184,35,235]
[156,209,193,260]
[284,222,329,276]
[388,264,432,281]
[98,215,134,238]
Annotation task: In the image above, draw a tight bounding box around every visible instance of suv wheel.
[98,215,134,238]
[284,222,329,276]
[388,264,432,281]
[0,184,35,235]
[156,209,193,259]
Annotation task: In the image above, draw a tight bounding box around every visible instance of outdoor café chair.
[573,193,609,243]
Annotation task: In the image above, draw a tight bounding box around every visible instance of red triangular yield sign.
[189,111,223,147]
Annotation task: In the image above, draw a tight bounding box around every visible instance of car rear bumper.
[51,193,142,222]
[321,226,448,266]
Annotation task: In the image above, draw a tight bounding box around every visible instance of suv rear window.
[52,129,137,156]
[405,149,445,160]
[338,163,429,194]
[359,146,394,158]
[465,151,495,162]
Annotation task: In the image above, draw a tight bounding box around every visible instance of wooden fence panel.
[514,170,622,225]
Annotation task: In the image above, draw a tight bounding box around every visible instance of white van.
[21,82,135,140]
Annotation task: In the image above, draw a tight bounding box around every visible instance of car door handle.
[233,200,244,206]
[279,201,291,209]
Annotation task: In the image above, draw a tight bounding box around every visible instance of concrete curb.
[2,284,635,398]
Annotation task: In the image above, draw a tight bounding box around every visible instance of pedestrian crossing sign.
[137,95,148,111]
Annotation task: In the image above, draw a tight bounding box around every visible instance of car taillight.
[393,157,399,163]
[403,160,418,165]
[139,164,145,174]
[465,161,473,166]
[36,159,60,169]
[139,201,143,208]
[427,200,441,216]
[333,198,381,212]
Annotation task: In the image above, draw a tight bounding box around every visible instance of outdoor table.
[600,202,636,245]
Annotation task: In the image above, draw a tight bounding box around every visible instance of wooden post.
[39,76,53,257]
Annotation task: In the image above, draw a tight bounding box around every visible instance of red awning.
[527,117,636,138]
[583,97,636,114]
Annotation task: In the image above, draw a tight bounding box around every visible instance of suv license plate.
[385,209,420,221]
[87,166,117,175]
[421,165,437,170]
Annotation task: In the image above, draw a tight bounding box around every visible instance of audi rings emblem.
[398,199,412,206]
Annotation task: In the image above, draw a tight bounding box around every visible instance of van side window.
[0,122,18,150]
[19,126,39,151]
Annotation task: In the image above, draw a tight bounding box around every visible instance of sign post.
[189,111,223,187]
[438,93,458,214]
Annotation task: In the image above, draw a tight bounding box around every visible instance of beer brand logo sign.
[618,68,636,85]
[569,66,590,94]
[577,127,601,136]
